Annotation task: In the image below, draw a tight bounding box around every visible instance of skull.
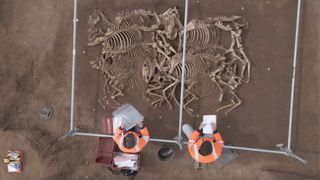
[169,53,183,73]
[142,58,156,83]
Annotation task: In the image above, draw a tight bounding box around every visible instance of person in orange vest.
[113,121,149,153]
[184,123,224,164]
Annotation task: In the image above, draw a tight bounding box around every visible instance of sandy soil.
[0,0,319,180]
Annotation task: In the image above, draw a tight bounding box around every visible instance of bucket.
[156,146,175,162]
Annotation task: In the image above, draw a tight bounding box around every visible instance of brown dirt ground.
[0,0,319,180]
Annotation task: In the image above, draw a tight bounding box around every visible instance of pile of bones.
[87,7,251,115]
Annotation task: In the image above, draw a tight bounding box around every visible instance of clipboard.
[202,115,217,134]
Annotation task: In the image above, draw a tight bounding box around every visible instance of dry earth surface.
[0,0,319,179]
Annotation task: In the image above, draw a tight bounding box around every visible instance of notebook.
[202,115,217,134]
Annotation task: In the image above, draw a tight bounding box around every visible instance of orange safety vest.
[188,130,223,164]
[113,126,149,153]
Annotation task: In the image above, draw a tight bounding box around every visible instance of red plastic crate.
[95,137,116,165]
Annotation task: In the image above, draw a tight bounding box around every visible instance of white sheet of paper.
[202,115,217,134]
[113,152,139,170]
[113,114,143,134]
[112,104,144,133]
[7,162,21,173]
[113,115,122,134]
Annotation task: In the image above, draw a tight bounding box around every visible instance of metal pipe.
[73,133,297,156]
[182,141,286,155]
[178,0,189,141]
[149,138,178,144]
[289,153,308,164]
[74,132,114,138]
[70,0,78,132]
[223,145,287,155]
[288,0,302,149]
[73,132,178,144]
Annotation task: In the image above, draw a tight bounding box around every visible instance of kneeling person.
[187,123,224,164]
[114,122,149,153]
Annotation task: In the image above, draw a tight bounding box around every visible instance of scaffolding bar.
[70,0,78,132]
[177,0,190,141]
[73,132,179,144]
[74,131,286,155]
[287,0,302,150]
[223,145,287,155]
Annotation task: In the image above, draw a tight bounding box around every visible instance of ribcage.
[103,27,143,53]
[189,75,214,97]
[103,65,139,91]
[170,54,206,80]
[115,9,155,29]
[186,23,219,48]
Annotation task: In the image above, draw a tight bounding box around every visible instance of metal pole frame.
[69,0,78,133]
[68,0,306,164]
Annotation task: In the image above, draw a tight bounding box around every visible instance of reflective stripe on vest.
[193,144,199,162]
[188,140,195,147]
[135,137,140,152]
[211,142,218,160]
[143,136,149,142]
[118,135,124,149]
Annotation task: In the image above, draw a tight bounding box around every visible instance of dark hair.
[199,141,212,156]
[124,133,136,149]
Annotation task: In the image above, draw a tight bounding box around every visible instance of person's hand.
[199,123,206,130]
[211,123,217,131]
[120,122,126,130]
[138,121,144,128]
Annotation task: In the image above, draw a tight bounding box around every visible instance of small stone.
[196,0,200,4]
[267,67,270,71]
[196,114,200,118]
[85,175,89,179]
[82,50,86,54]
[76,18,79,22]
[92,108,96,112]
[159,116,163,119]
[227,125,230,128]
[39,107,54,121]
[241,7,244,10]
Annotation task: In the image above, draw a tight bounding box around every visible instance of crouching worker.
[183,123,224,164]
[113,121,149,153]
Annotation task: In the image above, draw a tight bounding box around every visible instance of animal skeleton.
[185,20,220,49]
[88,7,251,116]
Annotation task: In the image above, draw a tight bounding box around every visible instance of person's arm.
[113,123,125,141]
[188,130,199,146]
[140,126,149,137]
[190,123,205,143]
[138,122,149,138]
[211,123,223,144]
[213,131,224,145]
[190,131,200,141]
[138,122,149,149]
